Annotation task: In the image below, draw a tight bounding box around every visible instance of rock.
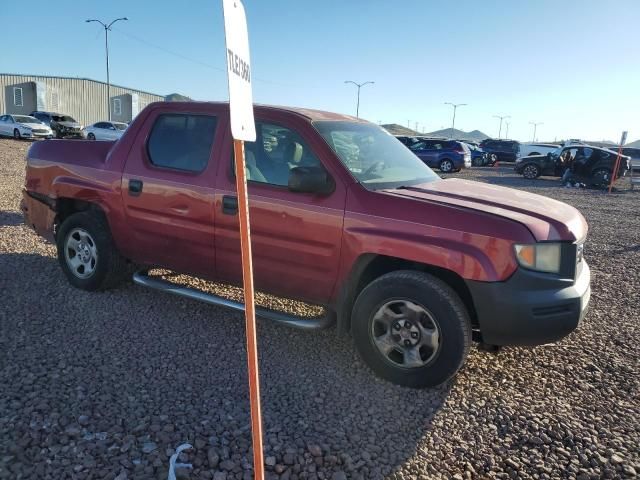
[331,472,347,480]
[308,445,322,457]
[622,465,636,477]
[265,456,276,467]
[78,415,90,426]
[219,459,235,471]
[142,442,157,454]
[213,472,227,480]
[207,448,220,468]
[610,454,624,464]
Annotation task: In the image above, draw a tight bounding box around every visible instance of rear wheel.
[591,168,611,188]
[56,212,130,291]
[352,271,471,388]
[472,157,483,167]
[522,163,540,179]
[87,133,96,141]
[439,159,454,173]
[13,129,21,140]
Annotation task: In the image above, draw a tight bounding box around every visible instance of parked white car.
[518,143,559,159]
[0,114,53,139]
[83,121,128,141]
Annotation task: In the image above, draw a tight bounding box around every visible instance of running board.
[132,271,334,330]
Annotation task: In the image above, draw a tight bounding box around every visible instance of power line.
[111,27,282,86]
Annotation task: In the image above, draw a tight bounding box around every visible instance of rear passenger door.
[121,106,225,278]
[412,141,438,167]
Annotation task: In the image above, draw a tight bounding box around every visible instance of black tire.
[351,270,471,388]
[88,133,96,140]
[591,168,611,188]
[439,159,454,173]
[522,163,540,179]
[55,130,63,139]
[13,129,21,140]
[56,212,130,291]
[472,157,482,167]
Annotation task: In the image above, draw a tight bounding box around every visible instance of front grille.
[32,129,48,134]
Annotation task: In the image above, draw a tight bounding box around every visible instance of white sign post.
[222,1,264,479]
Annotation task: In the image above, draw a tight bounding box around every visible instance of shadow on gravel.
[0,210,23,227]
[0,251,452,479]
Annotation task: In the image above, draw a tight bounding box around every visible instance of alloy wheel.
[370,299,441,368]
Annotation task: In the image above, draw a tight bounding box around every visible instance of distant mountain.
[626,139,640,148]
[381,124,420,136]
[381,125,490,141]
[424,128,490,142]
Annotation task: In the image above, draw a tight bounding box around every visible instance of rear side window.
[147,114,217,172]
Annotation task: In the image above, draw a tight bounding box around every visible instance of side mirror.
[288,166,334,195]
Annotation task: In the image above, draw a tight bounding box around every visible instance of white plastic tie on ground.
[167,443,193,480]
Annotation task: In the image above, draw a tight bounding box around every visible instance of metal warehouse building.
[0,73,166,125]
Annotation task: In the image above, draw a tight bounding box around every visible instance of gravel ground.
[0,138,638,480]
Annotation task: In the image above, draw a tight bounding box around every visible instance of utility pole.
[444,102,467,139]
[86,17,128,121]
[505,121,510,139]
[344,80,374,118]
[530,121,543,142]
[415,121,419,133]
[493,115,510,139]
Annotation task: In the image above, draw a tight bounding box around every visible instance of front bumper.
[22,131,52,138]
[466,260,591,346]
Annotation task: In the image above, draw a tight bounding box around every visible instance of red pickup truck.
[22,102,591,388]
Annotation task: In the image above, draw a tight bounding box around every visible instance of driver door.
[214,114,347,304]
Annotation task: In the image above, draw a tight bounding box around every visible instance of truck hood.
[384,178,587,242]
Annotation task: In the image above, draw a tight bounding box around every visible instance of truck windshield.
[313,121,439,190]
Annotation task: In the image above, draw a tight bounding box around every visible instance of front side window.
[147,114,217,173]
[237,122,323,187]
[314,121,439,190]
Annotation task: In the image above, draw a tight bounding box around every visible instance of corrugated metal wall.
[0,74,164,125]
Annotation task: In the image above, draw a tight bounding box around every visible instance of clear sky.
[2,0,639,142]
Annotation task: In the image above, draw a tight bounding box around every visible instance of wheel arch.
[335,253,478,335]
[54,198,108,237]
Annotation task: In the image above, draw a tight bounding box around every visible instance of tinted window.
[237,122,323,187]
[147,114,217,172]
[94,122,108,129]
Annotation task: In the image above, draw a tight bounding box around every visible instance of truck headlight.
[514,243,562,273]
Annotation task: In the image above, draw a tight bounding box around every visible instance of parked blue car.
[408,139,471,172]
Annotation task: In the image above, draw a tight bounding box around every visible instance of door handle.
[222,195,238,215]
[128,179,143,196]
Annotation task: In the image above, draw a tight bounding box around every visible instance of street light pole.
[86,17,128,121]
[493,115,511,139]
[505,121,510,139]
[344,80,374,118]
[444,102,467,139]
[529,121,543,142]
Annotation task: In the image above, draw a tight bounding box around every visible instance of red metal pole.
[232,138,264,480]
[608,145,624,193]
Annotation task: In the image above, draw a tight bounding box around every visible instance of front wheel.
[13,129,21,140]
[56,212,130,291]
[439,159,454,173]
[352,271,471,388]
[472,157,483,167]
[87,133,96,140]
[522,163,540,179]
